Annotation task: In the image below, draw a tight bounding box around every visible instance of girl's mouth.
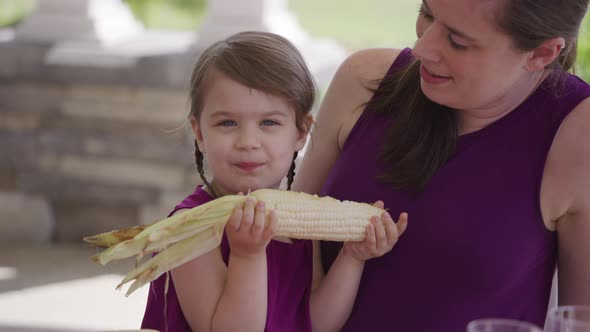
[235,162,264,171]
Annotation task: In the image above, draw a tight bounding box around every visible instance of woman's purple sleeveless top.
[320,48,590,331]
[141,186,313,332]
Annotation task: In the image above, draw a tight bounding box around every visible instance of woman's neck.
[457,69,548,135]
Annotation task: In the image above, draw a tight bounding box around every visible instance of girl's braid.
[194,139,213,190]
[287,151,298,190]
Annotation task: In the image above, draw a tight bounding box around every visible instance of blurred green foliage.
[0,0,35,26]
[289,0,420,51]
[123,0,206,30]
[576,15,590,81]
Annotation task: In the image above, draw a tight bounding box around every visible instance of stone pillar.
[198,0,307,47]
[9,0,194,68]
[14,0,143,44]
[197,0,346,90]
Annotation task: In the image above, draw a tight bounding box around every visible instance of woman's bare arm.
[292,48,402,195]
[295,48,403,331]
[541,96,590,305]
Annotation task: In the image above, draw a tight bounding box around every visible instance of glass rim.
[549,305,590,327]
[550,305,590,313]
[467,318,542,330]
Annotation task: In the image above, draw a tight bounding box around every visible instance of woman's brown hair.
[371,0,589,192]
[188,31,316,194]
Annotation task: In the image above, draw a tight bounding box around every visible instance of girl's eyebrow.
[260,110,289,118]
[422,0,477,42]
[209,110,235,118]
[209,110,289,118]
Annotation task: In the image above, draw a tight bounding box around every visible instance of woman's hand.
[342,200,408,262]
[225,197,278,258]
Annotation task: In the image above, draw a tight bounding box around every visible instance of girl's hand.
[226,197,278,258]
[342,200,408,262]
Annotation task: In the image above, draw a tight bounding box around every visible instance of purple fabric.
[141,186,313,332]
[320,48,590,331]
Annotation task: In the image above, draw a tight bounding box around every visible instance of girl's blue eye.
[261,119,279,126]
[218,120,236,127]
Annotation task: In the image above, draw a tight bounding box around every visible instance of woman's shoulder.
[542,94,590,227]
[338,48,405,88]
[553,95,590,154]
[324,47,405,119]
[293,48,407,194]
[327,48,406,148]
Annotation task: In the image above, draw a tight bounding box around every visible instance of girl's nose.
[413,23,443,64]
[235,127,261,150]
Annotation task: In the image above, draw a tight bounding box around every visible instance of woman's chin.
[421,86,462,109]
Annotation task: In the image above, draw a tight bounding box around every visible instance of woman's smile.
[420,64,452,84]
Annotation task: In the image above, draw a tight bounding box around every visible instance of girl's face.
[192,71,309,196]
[413,0,536,117]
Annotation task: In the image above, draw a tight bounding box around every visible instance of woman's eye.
[418,6,434,20]
[218,120,236,127]
[448,35,467,50]
[261,119,279,126]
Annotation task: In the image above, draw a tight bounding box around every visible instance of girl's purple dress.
[141,186,313,332]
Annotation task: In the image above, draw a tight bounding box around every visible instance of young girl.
[141,31,408,332]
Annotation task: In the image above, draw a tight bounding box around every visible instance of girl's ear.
[295,114,314,151]
[524,37,566,72]
[190,115,206,153]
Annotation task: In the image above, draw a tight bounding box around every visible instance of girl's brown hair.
[188,31,316,193]
[371,0,589,192]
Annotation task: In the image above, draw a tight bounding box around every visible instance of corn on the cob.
[85,189,386,296]
[253,189,381,241]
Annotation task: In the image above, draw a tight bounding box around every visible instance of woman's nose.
[413,23,443,64]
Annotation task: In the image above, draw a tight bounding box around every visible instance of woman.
[294,0,590,330]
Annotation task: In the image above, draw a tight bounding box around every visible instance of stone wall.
[0,41,203,243]
[0,0,346,245]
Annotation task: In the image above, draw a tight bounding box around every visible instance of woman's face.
[413,0,536,116]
